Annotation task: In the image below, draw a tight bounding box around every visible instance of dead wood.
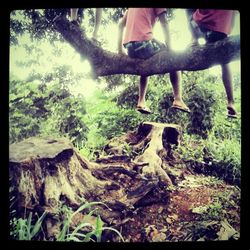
[9,122,182,238]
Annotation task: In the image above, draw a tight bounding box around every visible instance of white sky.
[10,9,241,98]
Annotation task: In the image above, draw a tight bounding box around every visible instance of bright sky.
[10,9,241,98]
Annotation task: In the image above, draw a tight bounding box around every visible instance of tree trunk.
[9,122,182,238]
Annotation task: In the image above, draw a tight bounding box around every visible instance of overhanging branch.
[53,16,240,77]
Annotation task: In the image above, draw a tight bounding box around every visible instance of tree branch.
[53,16,240,78]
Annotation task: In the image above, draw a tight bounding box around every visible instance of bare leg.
[137,76,149,108]
[221,63,237,116]
[92,8,103,40]
[70,8,78,21]
[170,71,190,112]
[136,76,151,114]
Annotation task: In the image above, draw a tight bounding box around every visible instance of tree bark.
[53,16,240,78]
[8,123,183,238]
[104,122,181,184]
[9,137,109,213]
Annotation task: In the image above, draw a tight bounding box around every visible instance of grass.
[56,201,124,242]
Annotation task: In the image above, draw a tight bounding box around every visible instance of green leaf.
[30,211,47,238]
[27,212,32,240]
[95,215,104,242]
[82,231,96,242]
[68,222,94,241]
[71,201,109,218]
[56,220,70,241]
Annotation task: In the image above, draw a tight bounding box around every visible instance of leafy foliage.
[10,8,128,46]
[9,79,88,145]
[86,89,145,140]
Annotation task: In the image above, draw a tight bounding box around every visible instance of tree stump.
[9,137,109,212]
[104,122,182,184]
[9,122,182,239]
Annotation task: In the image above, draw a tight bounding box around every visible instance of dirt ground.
[109,173,240,242]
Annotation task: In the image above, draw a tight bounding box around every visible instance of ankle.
[137,102,145,107]
[227,102,235,108]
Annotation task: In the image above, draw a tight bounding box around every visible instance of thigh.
[126,40,164,59]
[138,39,167,59]
[135,41,157,59]
[125,42,138,58]
[129,41,158,59]
[127,46,137,58]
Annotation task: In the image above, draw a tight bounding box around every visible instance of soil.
[108,172,240,242]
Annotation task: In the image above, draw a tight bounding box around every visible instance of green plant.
[10,211,47,240]
[186,83,218,138]
[56,201,124,242]
[206,202,224,220]
[203,134,241,185]
[192,201,224,221]
[176,134,205,162]
[9,79,88,145]
[81,214,125,242]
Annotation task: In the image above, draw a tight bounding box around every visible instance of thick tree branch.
[53,16,240,78]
